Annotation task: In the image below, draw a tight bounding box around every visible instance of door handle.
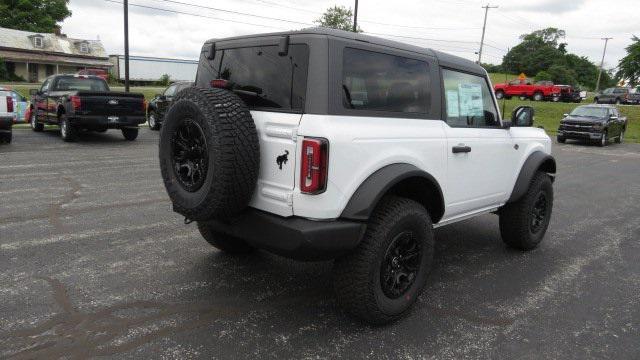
[452,145,471,154]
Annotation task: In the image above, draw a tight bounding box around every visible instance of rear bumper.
[202,209,366,261]
[69,115,146,129]
[0,116,12,131]
[557,129,602,140]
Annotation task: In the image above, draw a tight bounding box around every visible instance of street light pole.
[124,0,130,92]
[595,37,612,92]
[353,0,359,32]
[478,4,498,64]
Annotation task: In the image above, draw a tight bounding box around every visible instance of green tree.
[315,5,361,32]
[503,28,566,76]
[157,74,171,86]
[616,35,640,87]
[535,70,552,81]
[547,64,577,85]
[0,0,72,33]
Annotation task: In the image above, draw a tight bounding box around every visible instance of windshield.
[53,77,109,92]
[602,88,614,95]
[570,107,607,118]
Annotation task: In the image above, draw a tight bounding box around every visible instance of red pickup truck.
[494,78,561,102]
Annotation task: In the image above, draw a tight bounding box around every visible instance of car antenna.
[502,63,508,120]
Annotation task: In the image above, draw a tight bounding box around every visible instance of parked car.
[0,87,29,123]
[557,85,586,103]
[158,28,556,324]
[77,68,109,81]
[494,78,561,101]
[557,104,627,146]
[147,81,193,130]
[594,87,640,105]
[29,74,146,142]
[0,89,13,143]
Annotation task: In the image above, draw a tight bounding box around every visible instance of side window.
[342,48,430,114]
[164,85,177,97]
[442,69,499,128]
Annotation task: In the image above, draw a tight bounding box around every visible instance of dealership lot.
[1,128,639,359]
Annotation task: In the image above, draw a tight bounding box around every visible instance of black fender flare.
[340,163,445,223]
[508,151,556,203]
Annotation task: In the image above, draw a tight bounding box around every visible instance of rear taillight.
[210,79,230,89]
[70,95,81,110]
[6,96,13,113]
[300,137,329,194]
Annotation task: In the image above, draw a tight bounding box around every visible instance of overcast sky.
[61,0,637,70]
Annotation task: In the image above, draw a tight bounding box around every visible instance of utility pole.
[352,0,359,32]
[595,37,612,92]
[478,4,498,64]
[124,0,130,92]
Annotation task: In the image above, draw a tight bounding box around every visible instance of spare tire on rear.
[159,87,260,221]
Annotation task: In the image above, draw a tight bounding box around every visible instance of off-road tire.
[333,196,434,325]
[59,115,77,142]
[557,136,566,143]
[197,221,253,254]
[31,111,44,132]
[0,132,11,144]
[159,87,259,221]
[499,172,553,251]
[148,110,160,131]
[122,128,139,141]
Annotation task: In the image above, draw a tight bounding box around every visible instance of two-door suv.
[159,29,556,324]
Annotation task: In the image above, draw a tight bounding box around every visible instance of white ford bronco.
[159,28,555,324]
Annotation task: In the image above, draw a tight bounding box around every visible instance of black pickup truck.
[29,74,146,142]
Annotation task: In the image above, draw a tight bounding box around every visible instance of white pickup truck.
[0,89,13,143]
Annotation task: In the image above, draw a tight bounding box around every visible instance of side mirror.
[512,106,535,127]
[29,89,39,96]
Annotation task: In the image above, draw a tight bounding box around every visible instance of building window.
[33,36,43,48]
[79,42,89,53]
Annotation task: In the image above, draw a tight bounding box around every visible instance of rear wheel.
[615,99,621,105]
[59,115,77,142]
[333,196,434,324]
[31,111,44,132]
[616,130,624,144]
[499,172,553,250]
[594,97,599,104]
[197,222,253,254]
[557,135,566,143]
[122,128,139,141]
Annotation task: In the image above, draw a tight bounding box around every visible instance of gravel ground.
[1,128,639,359]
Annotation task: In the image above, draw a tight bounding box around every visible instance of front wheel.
[598,130,608,147]
[333,196,434,324]
[148,110,160,130]
[533,92,544,101]
[499,172,553,250]
[122,128,139,141]
[495,91,505,100]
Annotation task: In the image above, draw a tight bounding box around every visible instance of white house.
[0,26,111,83]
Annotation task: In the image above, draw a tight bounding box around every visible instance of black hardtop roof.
[206,27,485,75]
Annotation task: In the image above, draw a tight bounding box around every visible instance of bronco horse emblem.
[276,150,289,170]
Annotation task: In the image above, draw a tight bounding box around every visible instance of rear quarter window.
[196,44,309,112]
[341,48,430,114]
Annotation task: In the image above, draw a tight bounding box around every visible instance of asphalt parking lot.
[1,128,639,359]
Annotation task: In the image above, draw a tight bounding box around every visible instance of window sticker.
[458,83,484,117]
[446,90,459,118]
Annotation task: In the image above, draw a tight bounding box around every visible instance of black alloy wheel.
[171,118,209,192]
[380,231,423,299]
[530,193,548,234]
